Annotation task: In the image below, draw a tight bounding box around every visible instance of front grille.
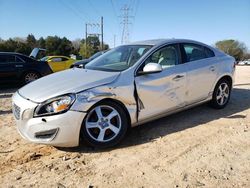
[13,103,21,120]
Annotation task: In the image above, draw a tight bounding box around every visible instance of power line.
[59,0,87,22]
[110,0,118,18]
[134,0,140,17]
[87,0,102,17]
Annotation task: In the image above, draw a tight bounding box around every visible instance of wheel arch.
[212,74,233,92]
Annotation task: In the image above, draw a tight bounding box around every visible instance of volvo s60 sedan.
[12,39,235,148]
[0,52,52,84]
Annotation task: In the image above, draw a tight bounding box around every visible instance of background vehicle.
[40,56,76,72]
[12,39,235,148]
[71,50,107,68]
[238,60,250,65]
[0,52,52,84]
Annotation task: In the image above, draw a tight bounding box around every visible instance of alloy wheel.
[85,105,122,142]
[216,82,229,106]
[25,72,39,83]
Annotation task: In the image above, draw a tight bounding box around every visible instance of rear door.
[181,43,218,104]
[0,54,21,81]
[135,44,188,121]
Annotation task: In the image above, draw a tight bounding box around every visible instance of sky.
[0,0,249,49]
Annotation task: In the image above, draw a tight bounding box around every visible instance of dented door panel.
[135,64,188,122]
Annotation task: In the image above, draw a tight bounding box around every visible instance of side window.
[183,44,206,62]
[144,44,179,69]
[15,56,24,63]
[204,47,215,58]
[8,55,15,62]
[50,58,62,62]
[0,55,8,63]
[61,57,69,61]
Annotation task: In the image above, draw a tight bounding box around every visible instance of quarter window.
[144,44,179,69]
[204,47,215,58]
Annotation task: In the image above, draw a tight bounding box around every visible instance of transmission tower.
[120,5,133,44]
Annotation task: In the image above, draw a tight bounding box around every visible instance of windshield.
[40,56,49,61]
[85,45,152,72]
[90,52,102,60]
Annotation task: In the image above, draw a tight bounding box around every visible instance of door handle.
[15,65,23,68]
[173,75,184,81]
[209,66,215,72]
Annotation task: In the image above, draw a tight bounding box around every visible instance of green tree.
[215,40,247,61]
[79,43,94,58]
[45,36,61,55]
[37,37,46,49]
[27,34,37,49]
[58,37,72,56]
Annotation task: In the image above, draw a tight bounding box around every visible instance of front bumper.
[12,92,86,147]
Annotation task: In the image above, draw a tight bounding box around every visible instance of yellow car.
[40,56,75,72]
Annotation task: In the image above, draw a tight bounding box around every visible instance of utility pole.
[120,4,133,44]
[101,16,104,50]
[85,23,88,50]
[85,17,104,52]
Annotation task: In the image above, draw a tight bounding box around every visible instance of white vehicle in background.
[12,39,236,148]
[238,60,250,65]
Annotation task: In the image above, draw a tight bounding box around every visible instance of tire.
[210,79,231,109]
[22,71,40,84]
[80,101,129,148]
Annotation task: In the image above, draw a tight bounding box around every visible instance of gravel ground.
[0,66,249,188]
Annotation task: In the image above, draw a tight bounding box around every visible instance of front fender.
[70,85,138,126]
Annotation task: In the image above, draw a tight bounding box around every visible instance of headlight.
[34,94,76,117]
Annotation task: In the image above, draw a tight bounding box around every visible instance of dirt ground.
[0,66,249,188]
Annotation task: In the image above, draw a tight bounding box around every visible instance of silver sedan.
[12,39,235,148]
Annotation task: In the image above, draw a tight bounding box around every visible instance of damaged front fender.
[70,83,139,126]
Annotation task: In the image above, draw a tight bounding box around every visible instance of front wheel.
[80,101,128,148]
[210,79,231,109]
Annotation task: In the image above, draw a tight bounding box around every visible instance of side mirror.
[138,63,163,75]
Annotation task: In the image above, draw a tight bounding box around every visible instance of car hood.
[18,69,120,103]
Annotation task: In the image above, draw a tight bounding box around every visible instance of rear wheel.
[210,79,231,109]
[80,101,128,148]
[23,72,40,84]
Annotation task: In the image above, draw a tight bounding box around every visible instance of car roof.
[0,52,27,56]
[130,38,211,46]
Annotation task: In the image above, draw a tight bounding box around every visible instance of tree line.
[215,39,250,61]
[0,34,109,59]
[0,34,249,61]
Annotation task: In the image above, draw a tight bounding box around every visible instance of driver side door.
[134,44,188,122]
